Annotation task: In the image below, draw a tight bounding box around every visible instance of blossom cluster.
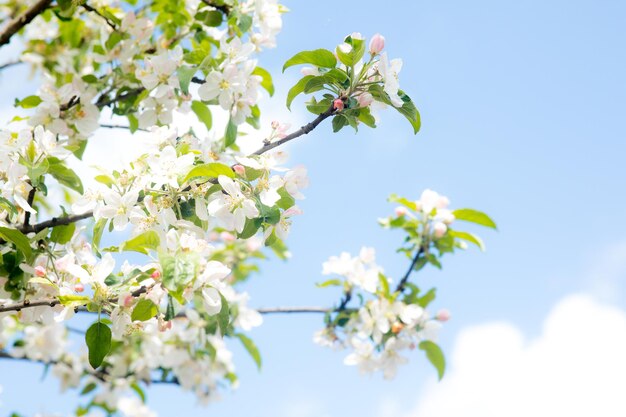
[314,247,445,379]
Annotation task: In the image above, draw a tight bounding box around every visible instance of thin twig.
[0,60,21,71]
[82,4,117,30]
[100,123,147,132]
[0,0,52,47]
[252,106,337,155]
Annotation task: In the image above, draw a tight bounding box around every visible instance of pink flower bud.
[369,33,385,55]
[433,222,447,238]
[436,309,451,322]
[394,206,408,217]
[271,120,280,129]
[159,319,173,332]
[34,266,46,277]
[233,164,246,176]
[357,92,374,108]
[151,270,161,280]
[74,283,84,293]
[123,294,134,308]
[333,99,344,111]
[220,231,236,242]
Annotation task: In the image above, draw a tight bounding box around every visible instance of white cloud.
[403,294,626,417]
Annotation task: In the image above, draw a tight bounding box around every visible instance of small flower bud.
[357,92,374,108]
[369,33,385,55]
[74,283,84,293]
[151,270,161,280]
[391,322,404,334]
[394,206,408,217]
[233,164,246,176]
[34,266,46,277]
[433,222,447,238]
[271,120,280,129]
[220,231,236,242]
[123,294,134,308]
[333,99,345,111]
[436,309,451,322]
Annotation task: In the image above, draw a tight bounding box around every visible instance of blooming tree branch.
[0,2,497,416]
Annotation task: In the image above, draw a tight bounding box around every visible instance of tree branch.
[19,211,94,234]
[0,285,149,314]
[257,306,331,314]
[22,108,336,236]
[0,60,22,71]
[394,246,425,293]
[252,106,337,156]
[0,0,52,48]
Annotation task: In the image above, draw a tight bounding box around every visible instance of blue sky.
[1,0,626,416]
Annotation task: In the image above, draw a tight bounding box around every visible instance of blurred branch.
[0,0,52,47]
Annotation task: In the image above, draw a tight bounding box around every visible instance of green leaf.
[236,333,262,370]
[416,288,436,308]
[335,37,365,67]
[203,10,223,26]
[419,340,446,380]
[92,218,107,254]
[121,230,160,254]
[14,95,42,109]
[286,75,314,110]
[57,294,90,307]
[283,49,337,72]
[448,230,486,251]
[224,119,237,147]
[177,66,197,95]
[47,159,84,194]
[452,209,497,229]
[378,273,390,297]
[131,299,158,321]
[315,279,342,288]
[50,223,76,245]
[160,252,197,295]
[369,86,421,133]
[238,218,261,239]
[332,114,348,132]
[183,162,234,183]
[0,227,32,259]
[0,196,18,217]
[191,100,212,131]
[85,322,112,369]
[164,295,175,321]
[252,66,274,96]
[217,292,230,334]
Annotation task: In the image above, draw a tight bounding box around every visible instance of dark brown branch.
[22,183,36,229]
[395,246,425,293]
[252,106,337,155]
[19,211,94,234]
[0,0,52,47]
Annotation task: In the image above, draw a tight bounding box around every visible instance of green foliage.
[452,208,498,229]
[235,333,262,370]
[191,100,212,130]
[0,227,32,259]
[85,321,112,369]
[183,162,235,183]
[50,223,76,245]
[419,341,446,380]
[131,299,159,321]
[283,49,337,72]
[121,230,160,254]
